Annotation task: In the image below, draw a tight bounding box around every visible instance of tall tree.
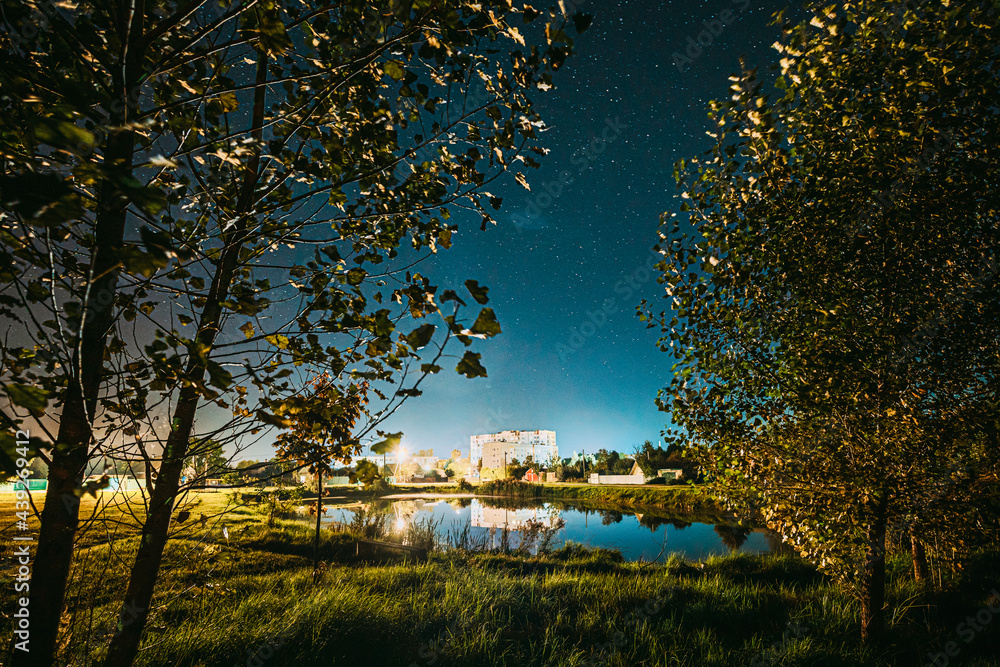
[646,0,1000,643]
[1,1,585,664]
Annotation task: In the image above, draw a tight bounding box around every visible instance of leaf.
[206,361,233,390]
[346,268,367,286]
[456,351,488,378]
[464,279,490,304]
[33,117,95,152]
[514,172,530,190]
[118,177,168,215]
[265,334,290,349]
[441,290,467,306]
[239,322,255,339]
[371,432,403,454]
[406,323,436,349]
[471,308,502,337]
[383,59,407,80]
[4,384,49,417]
[573,12,593,33]
[256,410,292,428]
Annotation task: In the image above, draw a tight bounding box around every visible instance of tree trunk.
[860,513,888,644]
[911,529,928,584]
[12,122,139,666]
[313,468,322,583]
[101,394,196,667]
[101,49,267,667]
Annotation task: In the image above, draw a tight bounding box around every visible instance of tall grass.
[35,540,998,667]
[3,495,999,667]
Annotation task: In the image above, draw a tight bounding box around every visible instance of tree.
[646,0,1000,643]
[182,438,227,485]
[352,459,381,488]
[273,373,367,582]
[1,1,586,663]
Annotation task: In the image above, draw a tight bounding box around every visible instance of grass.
[3,492,999,666]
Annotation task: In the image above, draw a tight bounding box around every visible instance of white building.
[470,429,557,476]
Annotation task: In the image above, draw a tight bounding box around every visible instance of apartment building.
[470,429,557,475]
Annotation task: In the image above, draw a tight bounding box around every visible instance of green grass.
[3,493,999,666]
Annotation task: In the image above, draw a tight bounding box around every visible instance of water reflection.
[470,501,560,530]
[323,497,776,562]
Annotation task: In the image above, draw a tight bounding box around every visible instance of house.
[588,461,648,485]
[523,468,543,483]
[658,468,684,481]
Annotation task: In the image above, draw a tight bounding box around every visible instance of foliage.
[633,440,697,480]
[273,374,368,475]
[253,487,306,527]
[592,449,634,475]
[351,460,381,489]
[1,0,587,661]
[646,0,1000,641]
[183,438,228,482]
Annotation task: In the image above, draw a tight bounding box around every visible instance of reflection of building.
[470,499,560,530]
[470,430,557,475]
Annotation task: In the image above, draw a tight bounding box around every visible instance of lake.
[320,496,776,562]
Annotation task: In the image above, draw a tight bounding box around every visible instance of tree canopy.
[1,1,586,663]
[647,0,1000,642]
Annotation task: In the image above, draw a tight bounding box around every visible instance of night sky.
[365,0,798,461]
[245,0,797,462]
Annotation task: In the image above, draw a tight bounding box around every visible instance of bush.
[645,476,666,485]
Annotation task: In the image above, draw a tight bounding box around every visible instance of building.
[470,429,557,477]
[588,460,648,485]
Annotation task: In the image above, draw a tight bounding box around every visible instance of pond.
[319,496,778,562]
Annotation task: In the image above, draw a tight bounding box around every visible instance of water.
[320,496,775,562]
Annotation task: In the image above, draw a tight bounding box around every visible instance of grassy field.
[2,491,1000,666]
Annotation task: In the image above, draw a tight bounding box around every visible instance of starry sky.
[224,0,797,464]
[358,0,799,461]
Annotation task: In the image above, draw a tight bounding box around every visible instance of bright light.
[394,517,406,531]
[398,447,409,461]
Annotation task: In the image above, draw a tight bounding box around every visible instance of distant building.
[470,430,557,477]
[588,460,648,485]
[524,468,542,483]
[479,441,515,471]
